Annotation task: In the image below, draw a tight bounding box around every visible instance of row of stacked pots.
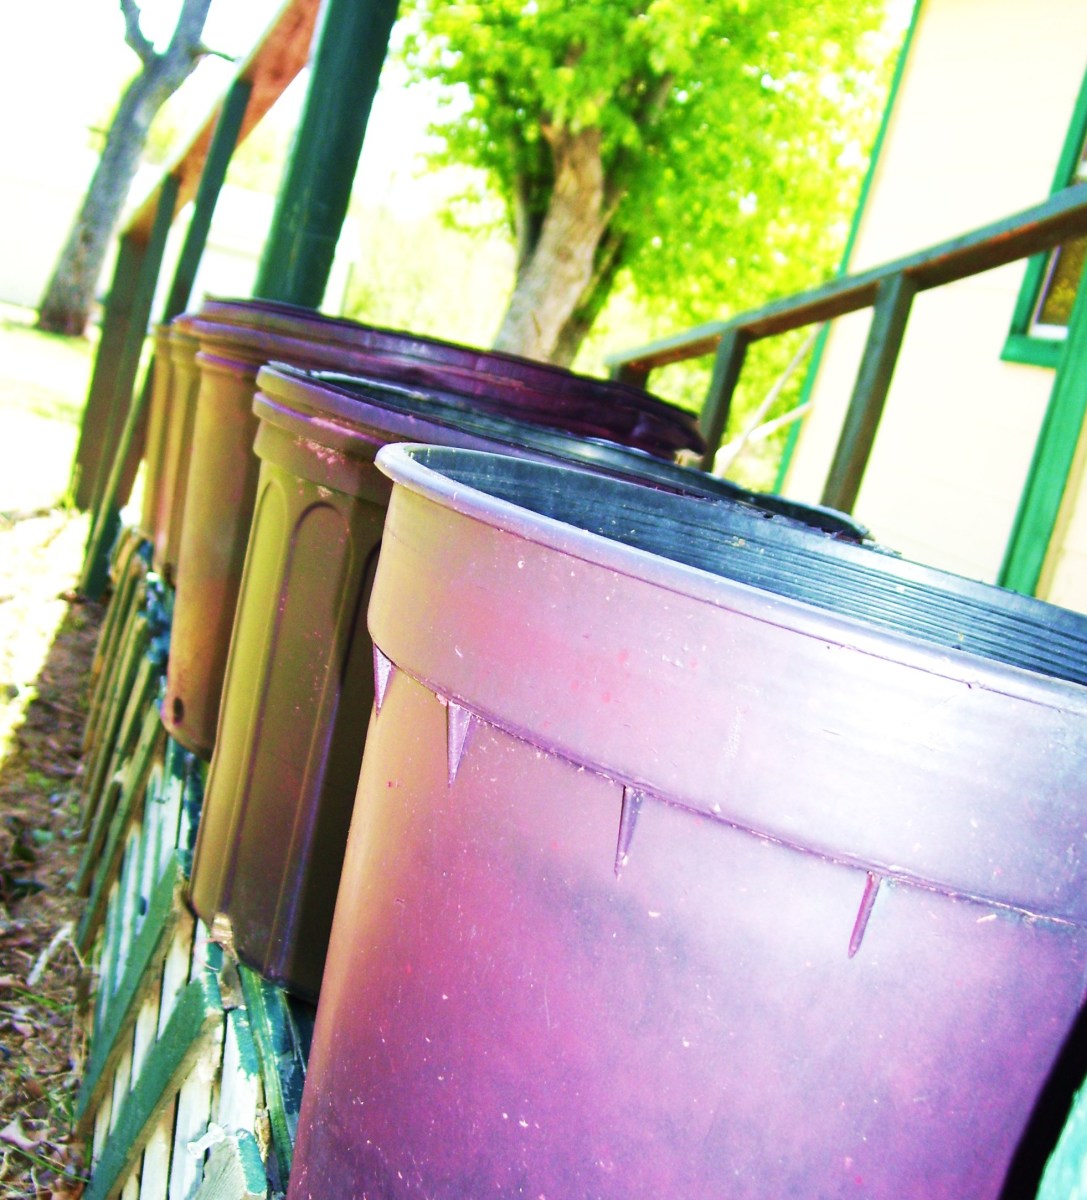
[132,297,1087,1199]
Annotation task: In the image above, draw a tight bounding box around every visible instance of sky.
[0,0,434,206]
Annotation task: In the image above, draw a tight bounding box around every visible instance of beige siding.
[1041,414,1087,610]
[783,0,1087,603]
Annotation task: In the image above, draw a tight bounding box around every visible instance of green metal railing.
[607,181,1087,595]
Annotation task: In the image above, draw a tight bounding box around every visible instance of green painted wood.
[604,319,730,376]
[254,0,399,306]
[999,258,1087,595]
[1001,332,1064,370]
[1037,1079,1087,1199]
[238,966,313,1183]
[81,612,151,834]
[165,79,253,320]
[91,833,130,1046]
[82,549,149,758]
[80,174,180,601]
[774,0,924,492]
[606,183,1087,374]
[83,971,224,1200]
[193,1130,268,1199]
[79,618,152,840]
[70,236,148,513]
[821,272,917,512]
[609,361,651,388]
[173,744,207,873]
[698,329,750,469]
[77,854,189,1122]
[102,81,259,537]
[605,184,1087,501]
[77,701,166,946]
[1004,65,1087,362]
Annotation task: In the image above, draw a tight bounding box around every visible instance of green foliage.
[397,0,901,485]
[403,0,891,312]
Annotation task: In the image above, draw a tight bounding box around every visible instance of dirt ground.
[0,506,104,1198]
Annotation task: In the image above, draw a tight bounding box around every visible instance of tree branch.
[165,0,215,60]
[197,44,237,64]
[119,0,156,67]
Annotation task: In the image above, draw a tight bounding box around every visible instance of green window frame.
[1002,65,1087,369]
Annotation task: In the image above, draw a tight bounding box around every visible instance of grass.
[0,304,94,515]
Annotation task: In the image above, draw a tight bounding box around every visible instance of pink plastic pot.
[289,444,1087,1200]
[188,366,859,999]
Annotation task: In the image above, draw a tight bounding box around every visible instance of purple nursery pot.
[288,443,1087,1200]
[160,298,703,760]
[187,365,861,1002]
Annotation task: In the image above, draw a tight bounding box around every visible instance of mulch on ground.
[0,508,104,1199]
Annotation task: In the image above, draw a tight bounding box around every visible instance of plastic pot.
[288,443,1087,1200]
[137,324,173,541]
[162,299,704,759]
[149,323,200,581]
[187,365,856,1000]
[194,297,705,459]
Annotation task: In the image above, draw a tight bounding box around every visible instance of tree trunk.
[550,229,626,368]
[491,124,609,362]
[36,0,213,336]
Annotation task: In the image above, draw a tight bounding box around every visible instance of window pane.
[1036,234,1087,329]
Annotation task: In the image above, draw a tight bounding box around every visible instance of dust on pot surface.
[288,443,1087,1200]
[187,365,873,1003]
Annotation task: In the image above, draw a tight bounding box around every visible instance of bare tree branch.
[166,0,215,59]
[38,0,216,333]
[119,0,156,67]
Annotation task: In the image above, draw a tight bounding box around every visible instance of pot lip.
[258,364,871,539]
[193,296,695,412]
[188,299,708,454]
[375,441,1087,707]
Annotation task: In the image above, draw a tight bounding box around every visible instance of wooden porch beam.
[125,0,320,243]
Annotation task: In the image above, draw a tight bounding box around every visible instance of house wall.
[782,0,1087,609]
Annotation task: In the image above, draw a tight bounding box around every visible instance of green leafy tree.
[402,0,893,367]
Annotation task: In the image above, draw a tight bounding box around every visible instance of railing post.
[999,256,1087,595]
[79,176,180,599]
[254,0,400,307]
[112,78,254,512]
[70,237,153,513]
[821,271,916,512]
[699,328,750,471]
[610,362,651,389]
[163,78,253,322]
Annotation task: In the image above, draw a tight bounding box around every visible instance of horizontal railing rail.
[606,181,1087,516]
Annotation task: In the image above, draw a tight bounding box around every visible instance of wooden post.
[79,176,179,599]
[254,0,400,306]
[699,328,750,471]
[114,78,255,513]
[821,271,917,512]
[70,235,152,513]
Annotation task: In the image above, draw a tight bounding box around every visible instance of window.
[1004,67,1087,368]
